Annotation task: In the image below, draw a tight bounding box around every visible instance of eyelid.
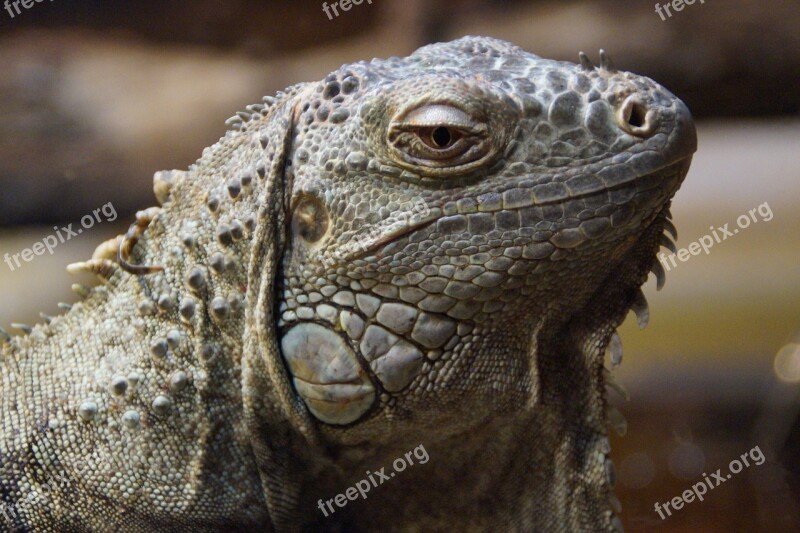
[386,101,497,175]
[397,104,482,131]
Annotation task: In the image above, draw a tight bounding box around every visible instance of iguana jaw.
[350,155,695,265]
[271,145,687,443]
[290,200,687,531]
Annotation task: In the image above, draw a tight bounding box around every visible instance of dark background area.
[1,1,799,531]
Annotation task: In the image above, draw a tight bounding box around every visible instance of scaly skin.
[0,37,696,532]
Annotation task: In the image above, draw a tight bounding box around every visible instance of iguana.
[0,36,696,532]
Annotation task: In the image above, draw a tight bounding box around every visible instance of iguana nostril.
[627,102,646,128]
[618,95,656,136]
[292,195,329,243]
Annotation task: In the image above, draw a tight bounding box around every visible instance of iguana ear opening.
[239,89,320,529]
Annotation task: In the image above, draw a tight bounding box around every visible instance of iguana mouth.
[355,216,439,257]
[350,155,692,264]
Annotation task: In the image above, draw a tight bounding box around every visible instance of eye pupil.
[431,127,452,147]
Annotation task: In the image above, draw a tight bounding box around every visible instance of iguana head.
[271,36,696,440]
[91,35,694,529]
[0,35,696,532]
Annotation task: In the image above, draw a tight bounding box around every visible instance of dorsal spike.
[603,367,630,401]
[659,234,678,254]
[67,259,118,281]
[651,260,666,291]
[39,313,53,324]
[118,207,164,276]
[664,219,678,241]
[578,51,594,70]
[608,331,623,368]
[630,289,650,329]
[246,103,265,114]
[10,323,32,334]
[599,49,616,72]
[72,283,90,298]
[606,406,627,436]
[92,235,124,262]
[152,170,186,206]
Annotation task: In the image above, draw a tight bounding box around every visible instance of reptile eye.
[428,127,455,148]
[411,125,465,152]
[387,104,493,172]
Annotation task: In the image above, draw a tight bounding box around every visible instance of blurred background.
[1,0,798,530]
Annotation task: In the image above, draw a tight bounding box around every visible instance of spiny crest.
[577,49,617,72]
[224,94,280,130]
